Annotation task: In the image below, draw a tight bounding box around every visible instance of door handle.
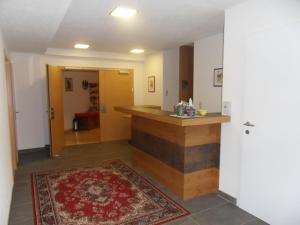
[243,121,255,127]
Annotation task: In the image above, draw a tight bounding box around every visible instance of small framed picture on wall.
[213,68,223,87]
[65,78,73,91]
[148,76,155,93]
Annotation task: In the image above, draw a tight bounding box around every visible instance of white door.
[239,23,300,224]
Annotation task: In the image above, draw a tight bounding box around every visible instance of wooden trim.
[5,54,19,172]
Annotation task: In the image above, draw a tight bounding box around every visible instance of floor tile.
[9,142,267,225]
[166,216,199,225]
[244,219,269,225]
[192,203,256,225]
[179,193,228,214]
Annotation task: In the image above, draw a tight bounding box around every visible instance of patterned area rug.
[31,160,189,225]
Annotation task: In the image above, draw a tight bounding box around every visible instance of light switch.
[223,101,231,116]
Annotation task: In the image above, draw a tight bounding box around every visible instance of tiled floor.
[9,142,268,225]
[64,128,101,146]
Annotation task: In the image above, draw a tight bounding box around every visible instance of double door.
[47,66,133,157]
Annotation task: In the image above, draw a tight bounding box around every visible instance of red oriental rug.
[31,160,189,225]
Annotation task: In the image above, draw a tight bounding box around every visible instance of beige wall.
[11,53,145,149]
[162,48,179,111]
[62,70,98,130]
[144,52,163,106]
[193,33,223,112]
[0,30,14,225]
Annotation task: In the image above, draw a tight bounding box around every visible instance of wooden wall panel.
[133,148,219,200]
[183,168,219,200]
[132,116,185,146]
[132,116,221,147]
[184,124,221,146]
[133,148,184,198]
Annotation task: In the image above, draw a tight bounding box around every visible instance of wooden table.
[115,106,230,200]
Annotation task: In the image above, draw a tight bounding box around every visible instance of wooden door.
[179,46,193,101]
[99,69,133,142]
[239,23,300,224]
[47,65,64,157]
[5,57,18,171]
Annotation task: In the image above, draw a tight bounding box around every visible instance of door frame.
[47,66,134,150]
[4,51,18,171]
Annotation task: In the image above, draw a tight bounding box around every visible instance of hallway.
[9,142,266,225]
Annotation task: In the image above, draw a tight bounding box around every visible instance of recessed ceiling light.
[74,44,90,49]
[110,7,137,18]
[130,49,144,54]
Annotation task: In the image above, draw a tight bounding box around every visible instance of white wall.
[144,52,163,106]
[0,30,14,225]
[162,48,179,111]
[11,53,145,150]
[62,70,98,130]
[220,0,300,202]
[194,34,223,112]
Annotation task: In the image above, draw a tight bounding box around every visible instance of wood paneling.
[133,148,219,200]
[100,69,133,142]
[179,46,194,101]
[115,106,230,127]
[132,116,221,147]
[132,116,185,146]
[131,128,220,173]
[47,65,64,157]
[184,168,219,200]
[185,124,221,146]
[133,148,184,198]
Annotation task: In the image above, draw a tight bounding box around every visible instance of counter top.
[115,106,230,126]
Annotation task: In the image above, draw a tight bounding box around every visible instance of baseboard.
[19,146,48,154]
[217,190,237,205]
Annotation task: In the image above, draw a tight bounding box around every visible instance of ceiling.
[0,0,246,54]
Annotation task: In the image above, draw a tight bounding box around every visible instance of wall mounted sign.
[148,76,155,93]
[213,68,223,87]
[65,78,73,91]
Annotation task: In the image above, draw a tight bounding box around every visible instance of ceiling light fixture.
[130,49,144,54]
[110,7,137,18]
[74,44,90,49]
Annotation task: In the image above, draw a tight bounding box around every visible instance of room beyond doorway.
[62,69,100,146]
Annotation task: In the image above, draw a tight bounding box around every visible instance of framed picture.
[148,76,155,93]
[65,78,73,91]
[213,68,223,87]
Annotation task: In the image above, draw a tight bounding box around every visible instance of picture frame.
[65,78,73,91]
[213,68,223,87]
[148,76,155,93]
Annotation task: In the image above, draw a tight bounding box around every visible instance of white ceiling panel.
[0,0,72,52]
[0,0,246,53]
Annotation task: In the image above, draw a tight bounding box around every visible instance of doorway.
[47,65,134,157]
[62,69,100,146]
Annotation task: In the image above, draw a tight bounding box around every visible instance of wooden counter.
[115,106,230,200]
[115,106,230,126]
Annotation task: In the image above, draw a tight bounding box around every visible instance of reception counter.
[115,106,230,200]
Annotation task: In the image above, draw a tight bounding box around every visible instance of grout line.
[240,218,257,225]
[189,216,201,224]
[190,201,228,216]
